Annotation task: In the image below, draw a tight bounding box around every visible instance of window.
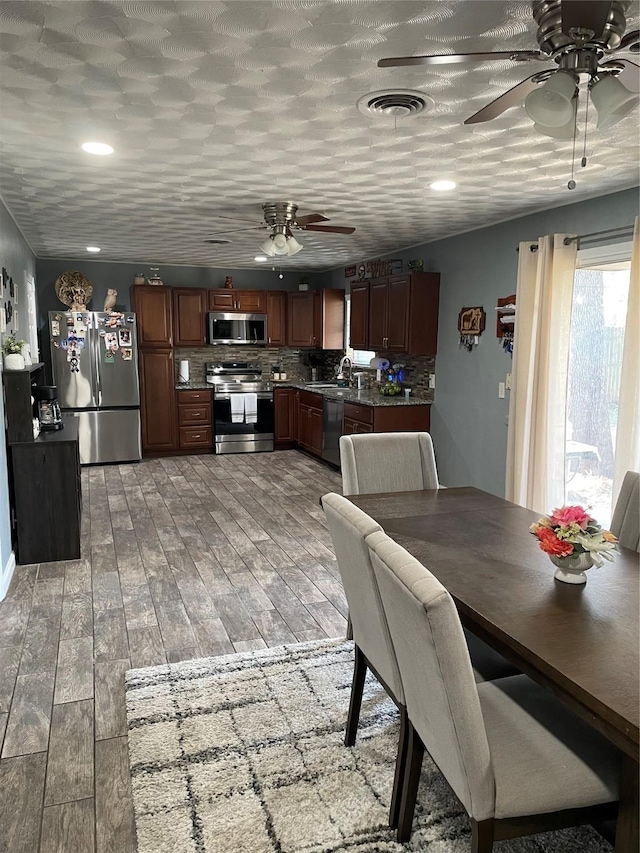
[564,243,632,524]
[344,294,375,366]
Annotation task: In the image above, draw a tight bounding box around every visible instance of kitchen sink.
[304,382,340,388]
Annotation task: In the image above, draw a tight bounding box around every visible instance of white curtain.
[506,234,577,514]
[612,216,640,503]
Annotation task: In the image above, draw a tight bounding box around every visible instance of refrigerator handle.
[94,332,102,407]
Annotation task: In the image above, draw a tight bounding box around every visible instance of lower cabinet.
[177,389,213,450]
[298,390,323,456]
[274,387,297,446]
[139,348,177,453]
[344,401,431,433]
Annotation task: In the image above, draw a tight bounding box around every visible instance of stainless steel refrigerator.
[49,311,142,464]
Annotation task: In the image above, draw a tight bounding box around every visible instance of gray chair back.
[340,432,440,496]
[321,493,404,703]
[367,529,495,822]
[611,471,640,552]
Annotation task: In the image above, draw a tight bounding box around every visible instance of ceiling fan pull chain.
[581,94,590,169]
[567,92,579,190]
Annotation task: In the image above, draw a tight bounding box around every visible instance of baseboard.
[0,550,16,601]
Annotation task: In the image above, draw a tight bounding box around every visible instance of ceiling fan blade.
[561,0,612,38]
[600,58,640,92]
[294,213,330,226]
[378,50,544,68]
[204,226,266,237]
[464,74,541,124]
[616,29,640,51]
[301,225,356,234]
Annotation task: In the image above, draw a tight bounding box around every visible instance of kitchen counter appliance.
[49,311,141,464]
[207,362,273,454]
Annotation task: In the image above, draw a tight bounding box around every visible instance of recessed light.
[254,255,268,262]
[429,180,456,191]
[86,246,101,253]
[81,142,114,156]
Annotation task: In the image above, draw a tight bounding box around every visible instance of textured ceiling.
[0,0,638,271]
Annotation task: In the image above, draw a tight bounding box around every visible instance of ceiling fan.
[378,0,639,131]
[204,202,356,258]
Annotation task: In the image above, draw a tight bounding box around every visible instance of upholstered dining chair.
[611,470,640,552]
[366,530,620,852]
[321,492,407,827]
[340,432,440,497]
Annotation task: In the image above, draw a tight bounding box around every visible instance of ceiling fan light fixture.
[271,231,289,255]
[260,236,276,257]
[286,235,303,256]
[429,180,456,191]
[534,95,577,139]
[590,73,640,129]
[524,71,577,127]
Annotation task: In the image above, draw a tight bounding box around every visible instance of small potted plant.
[2,334,27,370]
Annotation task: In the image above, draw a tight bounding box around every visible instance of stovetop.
[206,362,270,393]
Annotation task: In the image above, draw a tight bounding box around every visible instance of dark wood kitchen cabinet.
[131,285,173,347]
[343,401,430,433]
[367,272,440,356]
[298,390,323,456]
[287,289,344,348]
[274,387,297,446]
[173,288,206,346]
[349,281,369,349]
[208,289,266,313]
[177,388,212,450]
[266,291,287,346]
[139,349,176,453]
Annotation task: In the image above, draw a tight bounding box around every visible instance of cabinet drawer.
[179,426,212,448]
[300,389,323,410]
[177,389,212,405]
[343,402,374,425]
[178,404,211,425]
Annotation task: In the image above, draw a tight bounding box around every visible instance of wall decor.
[458,306,486,351]
[496,294,516,356]
[55,271,93,310]
[0,267,5,300]
[357,264,366,280]
[103,289,118,312]
[224,275,233,289]
[147,268,163,285]
[366,258,403,278]
[344,265,356,278]
[407,259,424,272]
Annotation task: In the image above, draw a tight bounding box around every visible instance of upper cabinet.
[266,291,287,347]
[287,289,344,348]
[349,281,370,350]
[131,285,173,347]
[208,289,266,313]
[366,272,440,356]
[173,288,206,346]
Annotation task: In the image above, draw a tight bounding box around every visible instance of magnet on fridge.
[126,316,134,323]
[121,348,132,361]
[104,350,115,364]
[66,315,74,326]
[60,338,68,349]
[51,320,60,337]
[118,329,131,346]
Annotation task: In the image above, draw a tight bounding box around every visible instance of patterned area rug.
[126,639,612,853]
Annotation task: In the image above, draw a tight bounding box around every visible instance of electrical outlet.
[498,382,506,399]
[505,372,512,390]
[429,374,436,389]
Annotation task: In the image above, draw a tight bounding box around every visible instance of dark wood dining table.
[350,486,639,853]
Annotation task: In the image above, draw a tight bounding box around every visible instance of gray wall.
[327,187,639,497]
[0,200,37,590]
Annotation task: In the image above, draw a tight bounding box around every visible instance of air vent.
[357,89,434,118]
[203,238,232,244]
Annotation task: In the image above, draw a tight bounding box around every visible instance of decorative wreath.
[55,271,93,310]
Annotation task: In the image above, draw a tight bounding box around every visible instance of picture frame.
[458,306,486,336]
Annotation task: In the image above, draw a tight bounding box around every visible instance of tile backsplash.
[174,346,341,383]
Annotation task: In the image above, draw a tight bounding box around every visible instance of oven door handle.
[215,393,273,401]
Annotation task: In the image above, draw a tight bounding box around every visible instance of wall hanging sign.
[496,294,516,356]
[344,265,357,279]
[366,258,403,278]
[458,306,486,352]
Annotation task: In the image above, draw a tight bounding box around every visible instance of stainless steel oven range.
[207,362,274,454]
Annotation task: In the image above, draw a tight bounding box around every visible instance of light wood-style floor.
[0,449,346,852]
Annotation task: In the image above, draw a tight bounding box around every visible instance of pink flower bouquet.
[530,505,618,568]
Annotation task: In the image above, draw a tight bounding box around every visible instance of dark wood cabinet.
[365,272,440,356]
[177,389,212,450]
[287,289,344,348]
[266,291,287,346]
[2,364,45,443]
[298,390,323,456]
[173,288,206,346]
[344,401,430,433]
[208,289,266,313]
[10,417,81,564]
[274,387,297,446]
[131,285,173,347]
[139,349,176,453]
[349,282,369,349]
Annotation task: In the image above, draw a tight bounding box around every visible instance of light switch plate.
[498,382,506,399]
[429,374,436,389]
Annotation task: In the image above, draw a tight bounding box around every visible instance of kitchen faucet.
[338,355,353,384]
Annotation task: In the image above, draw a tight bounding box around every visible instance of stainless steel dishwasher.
[322,397,343,467]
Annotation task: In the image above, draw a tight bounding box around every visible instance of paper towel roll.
[179,359,190,383]
[369,357,390,370]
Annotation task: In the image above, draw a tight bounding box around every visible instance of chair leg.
[346,614,353,640]
[471,819,494,853]
[389,705,409,829]
[345,644,367,747]
[397,720,425,843]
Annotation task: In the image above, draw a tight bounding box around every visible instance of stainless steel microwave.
[208,312,268,345]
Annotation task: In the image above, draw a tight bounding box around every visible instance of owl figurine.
[103,289,117,313]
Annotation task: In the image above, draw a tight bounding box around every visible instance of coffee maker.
[33,386,63,431]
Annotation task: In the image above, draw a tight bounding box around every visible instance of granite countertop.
[175,382,212,390]
[279,382,431,407]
